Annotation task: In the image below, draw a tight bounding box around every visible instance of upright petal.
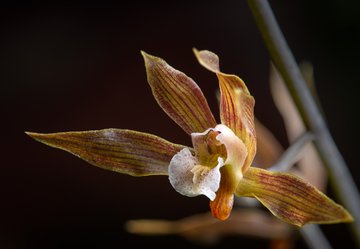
[26,129,186,176]
[236,167,353,226]
[194,49,256,173]
[142,51,217,134]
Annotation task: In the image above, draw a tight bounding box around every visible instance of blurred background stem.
[301,225,332,249]
[247,0,360,247]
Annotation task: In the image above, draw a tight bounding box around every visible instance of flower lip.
[168,124,248,202]
[168,147,224,201]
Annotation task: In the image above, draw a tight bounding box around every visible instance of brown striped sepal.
[26,129,187,176]
[193,49,256,174]
[142,51,217,135]
[236,167,353,226]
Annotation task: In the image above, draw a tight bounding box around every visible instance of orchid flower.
[27,49,352,225]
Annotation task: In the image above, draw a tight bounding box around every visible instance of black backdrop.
[1,1,359,248]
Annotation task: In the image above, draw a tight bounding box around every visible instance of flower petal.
[168,148,224,200]
[194,49,256,173]
[142,51,217,134]
[236,167,353,226]
[26,129,186,176]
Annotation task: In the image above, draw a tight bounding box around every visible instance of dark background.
[1,1,359,248]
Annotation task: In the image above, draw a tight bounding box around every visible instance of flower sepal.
[236,167,353,226]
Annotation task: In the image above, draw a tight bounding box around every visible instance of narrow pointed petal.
[236,167,353,226]
[210,168,234,221]
[194,49,256,173]
[26,129,186,176]
[142,51,217,134]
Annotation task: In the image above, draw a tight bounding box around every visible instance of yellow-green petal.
[26,129,187,176]
[142,51,217,135]
[236,167,353,226]
[194,49,256,174]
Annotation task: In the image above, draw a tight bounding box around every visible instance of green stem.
[247,0,360,246]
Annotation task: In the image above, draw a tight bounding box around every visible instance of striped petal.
[142,51,217,135]
[236,167,353,226]
[26,129,187,176]
[194,49,256,173]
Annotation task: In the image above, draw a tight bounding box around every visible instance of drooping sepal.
[236,167,353,226]
[142,51,217,135]
[26,129,186,176]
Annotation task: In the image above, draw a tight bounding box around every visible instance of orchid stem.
[247,0,360,246]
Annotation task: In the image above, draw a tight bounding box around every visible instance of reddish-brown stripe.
[163,66,216,130]
[146,55,216,134]
[151,67,194,133]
